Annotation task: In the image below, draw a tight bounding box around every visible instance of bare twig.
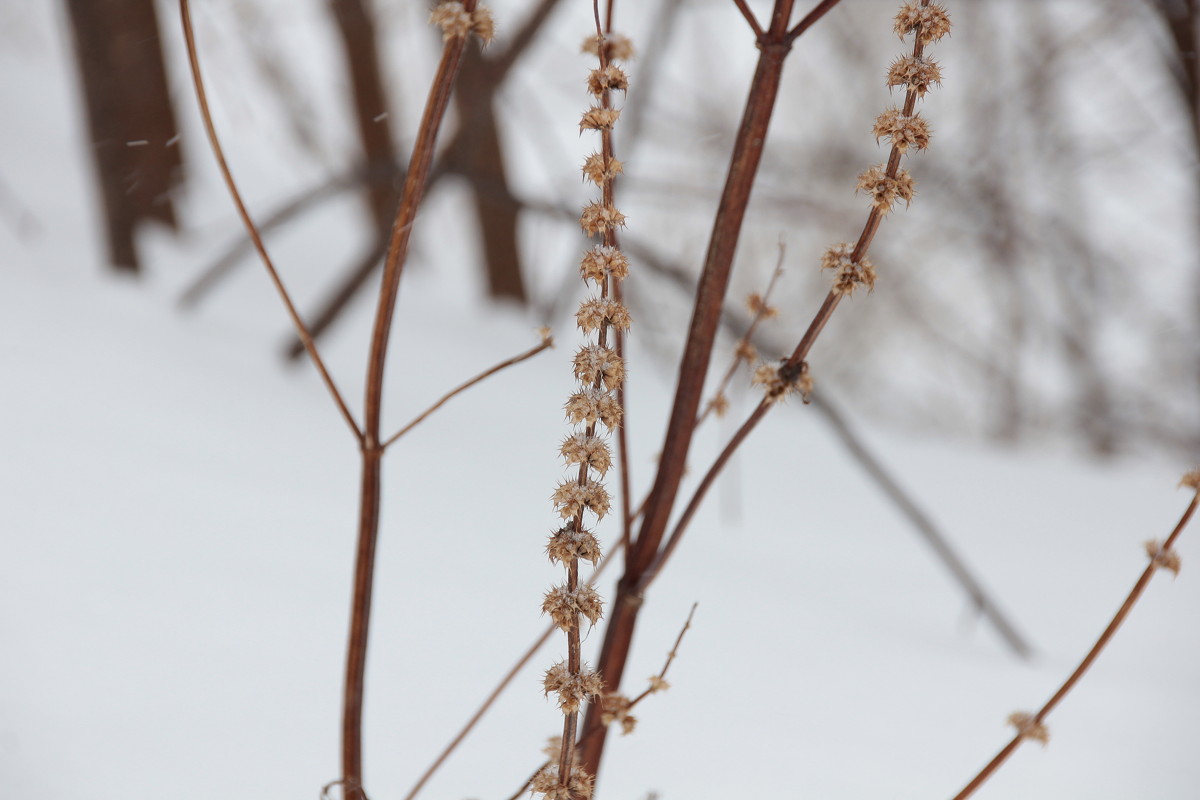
[382,336,553,449]
[179,0,363,443]
[951,485,1198,800]
[732,0,764,37]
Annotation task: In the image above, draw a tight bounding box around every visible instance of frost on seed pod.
[856,165,915,213]
[894,2,952,45]
[579,245,630,283]
[552,477,611,519]
[543,662,604,712]
[873,108,932,153]
[579,203,627,237]
[560,432,612,475]
[542,583,605,630]
[573,344,625,390]
[821,242,877,295]
[576,297,632,333]
[582,152,624,186]
[547,525,602,565]
[886,55,942,96]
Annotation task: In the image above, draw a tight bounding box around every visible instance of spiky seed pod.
[856,165,915,213]
[531,766,595,800]
[579,245,630,283]
[579,202,627,237]
[582,33,634,61]
[886,55,942,96]
[565,387,623,429]
[542,583,604,630]
[547,525,603,565]
[579,106,621,132]
[1145,540,1182,575]
[1007,712,1050,745]
[560,432,612,475]
[576,297,632,333]
[745,292,779,319]
[429,2,471,40]
[599,693,637,735]
[582,152,624,185]
[894,2,952,44]
[873,108,932,153]
[543,662,605,712]
[753,361,814,404]
[552,478,611,519]
[587,65,629,95]
[573,344,625,390]
[469,7,495,44]
[821,242,877,295]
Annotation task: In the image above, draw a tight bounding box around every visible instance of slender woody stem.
[344,7,479,798]
[951,490,1198,800]
[179,0,362,443]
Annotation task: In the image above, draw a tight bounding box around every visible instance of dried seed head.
[560,432,612,475]
[735,340,758,363]
[552,477,611,519]
[543,662,605,712]
[887,55,942,96]
[581,152,624,186]
[746,292,778,319]
[579,245,630,283]
[573,344,625,390]
[576,297,632,333]
[1180,469,1200,490]
[537,325,554,346]
[894,2,952,45]
[1145,540,1182,576]
[587,64,629,96]
[542,583,605,630]
[821,242,877,295]
[646,675,670,694]
[856,165,915,213]
[470,7,495,44]
[752,360,813,404]
[429,2,471,41]
[582,33,635,61]
[565,387,622,429]
[579,106,621,132]
[1008,712,1050,745]
[710,393,730,419]
[873,107,932,153]
[531,765,594,800]
[600,693,637,735]
[579,202,627,237]
[547,525,603,565]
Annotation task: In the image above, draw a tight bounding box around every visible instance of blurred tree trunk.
[64,0,182,273]
[327,0,398,234]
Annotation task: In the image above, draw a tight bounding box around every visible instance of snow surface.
[3,2,1199,800]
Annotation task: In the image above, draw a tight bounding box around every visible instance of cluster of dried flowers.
[429,1,494,44]
[819,1,951,300]
[536,29,635,800]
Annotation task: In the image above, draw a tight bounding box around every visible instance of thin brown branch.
[179,0,362,444]
[785,0,844,45]
[344,8,480,799]
[625,602,697,708]
[951,489,1199,800]
[731,0,764,37]
[382,336,553,450]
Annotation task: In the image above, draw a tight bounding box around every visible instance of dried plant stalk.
[950,473,1198,799]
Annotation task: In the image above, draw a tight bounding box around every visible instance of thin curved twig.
[179,0,363,443]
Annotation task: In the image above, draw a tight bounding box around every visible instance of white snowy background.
[2,2,1198,799]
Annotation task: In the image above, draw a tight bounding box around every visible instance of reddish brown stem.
[344,9,479,799]
[580,0,802,779]
[951,490,1198,800]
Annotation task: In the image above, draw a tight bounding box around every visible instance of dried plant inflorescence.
[429,1,494,44]
[539,16,635,799]
[812,0,949,306]
[1007,712,1050,746]
[752,359,813,405]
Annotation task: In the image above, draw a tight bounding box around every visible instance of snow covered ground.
[3,2,1199,799]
